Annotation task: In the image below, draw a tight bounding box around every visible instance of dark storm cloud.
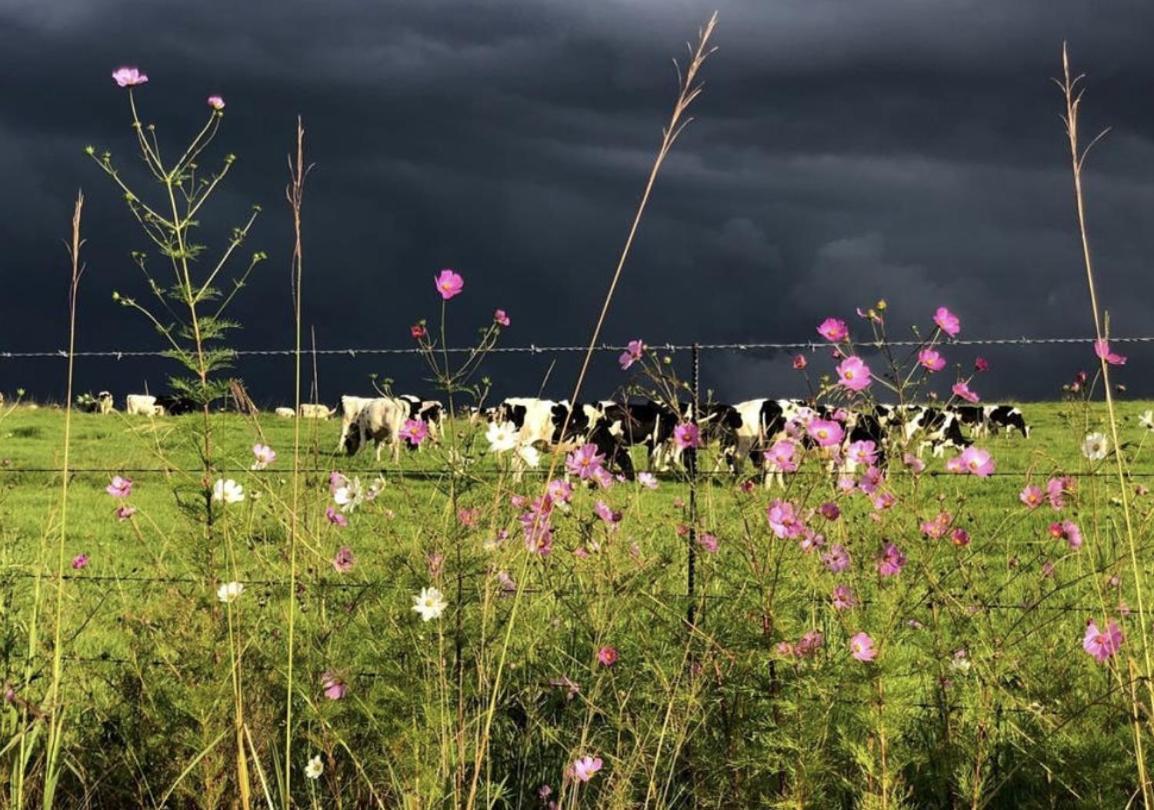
[2,0,1154,404]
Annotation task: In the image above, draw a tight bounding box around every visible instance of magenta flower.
[818,501,841,521]
[71,553,89,570]
[411,323,427,340]
[637,472,658,490]
[918,348,946,372]
[974,356,990,373]
[619,339,646,370]
[958,446,995,477]
[764,439,798,473]
[1047,476,1073,509]
[934,307,961,337]
[836,356,872,392]
[399,418,428,446]
[494,309,510,327]
[822,544,851,573]
[796,629,824,658]
[767,499,804,539]
[850,632,877,662]
[569,756,603,783]
[332,546,355,573]
[434,268,464,300]
[207,95,225,110]
[858,465,884,495]
[903,453,926,474]
[106,476,133,498]
[877,542,907,576]
[566,443,606,480]
[952,381,980,403]
[252,443,276,470]
[832,584,857,610]
[1083,619,1124,663]
[792,354,808,370]
[115,505,136,521]
[1094,339,1127,366]
[951,527,971,547]
[807,418,845,448]
[673,423,700,450]
[322,672,347,700]
[1051,519,1083,549]
[697,532,719,553]
[111,66,148,87]
[1019,484,1044,510]
[547,478,574,503]
[817,317,849,342]
[593,500,621,526]
[920,512,952,539]
[325,507,348,527]
[846,440,877,467]
[458,507,480,528]
[597,646,618,667]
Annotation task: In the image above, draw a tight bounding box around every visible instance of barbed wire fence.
[0,333,1148,679]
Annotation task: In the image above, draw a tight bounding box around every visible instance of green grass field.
[3,398,1154,807]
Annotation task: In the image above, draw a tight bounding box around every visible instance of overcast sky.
[2,0,1153,405]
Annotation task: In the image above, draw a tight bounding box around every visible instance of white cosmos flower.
[516,444,541,468]
[212,478,245,504]
[485,421,518,453]
[412,586,447,622]
[1140,410,1154,431]
[217,581,244,603]
[251,443,276,470]
[305,754,324,780]
[333,477,365,513]
[1082,432,1109,461]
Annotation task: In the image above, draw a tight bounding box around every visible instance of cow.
[341,396,411,461]
[125,394,164,416]
[156,394,199,416]
[300,403,335,419]
[948,405,989,438]
[399,395,445,447]
[598,400,684,473]
[986,405,1030,438]
[493,397,561,449]
[902,406,971,457]
[274,407,296,418]
[76,391,115,414]
[549,400,638,478]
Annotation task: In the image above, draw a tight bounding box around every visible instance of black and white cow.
[985,405,1030,438]
[901,406,971,457]
[399,394,445,448]
[340,395,410,461]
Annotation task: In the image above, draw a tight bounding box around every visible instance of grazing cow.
[156,394,199,416]
[399,395,445,447]
[300,403,335,419]
[274,407,296,418]
[493,398,560,448]
[902,406,971,457]
[125,394,164,416]
[727,399,789,474]
[342,396,411,461]
[598,400,684,472]
[76,391,115,414]
[986,405,1030,438]
[549,400,637,478]
[96,391,114,414]
[949,405,989,438]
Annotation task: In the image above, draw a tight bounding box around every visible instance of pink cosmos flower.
[566,444,606,480]
[411,323,427,340]
[207,95,225,110]
[807,419,845,448]
[597,646,618,667]
[767,499,804,539]
[933,307,961,337]
[903,453,926,473]
[493,309,510,327]
[958,446,995,477]
[918,348,946,372]
[836,356,872,392]
[399,419,428,446]
[1047,476,1073,509]
[877,542,907,576]
[569,756,603,783]
[858,465,884,495]
[697,532,719,553]
[1083,619,1124,663]
[637,472,658,490]
[846,440,877,467]
[673,423,700,450]
[71,553,89,570]
[945,457,964,474]
[1019,484,1044,510]
[252,443,276,470]
[593,500,621,526]
[1050,519,1083,549]
[872,491,896,511]
[115,505,136,521]
[974,357,989,373]
[818,501,841,521]
[111,66,148,87]
[764,439,798,473]
[547,478,574,503]
[799,528,825,553]
[332,546,355,573]
[920,512,952,539]
[850,632,877,662]
[329,471,348,496]
[952,381,980,403]
[797,629,824,658]
[619,339,646,370]
[817,317,849,342]
[458,507,480,528]
[434,269,464,300]
[106,476,133,498]
[792,354,808,370]
[951,527,971,547]
[1094,339,1127,366]
[832,584,857,610]
[592,466,615,490]
[322,672,347,700]
[822,544,851,573]
[325,507,348,527]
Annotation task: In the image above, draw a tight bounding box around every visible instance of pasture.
[3,397,1154,807]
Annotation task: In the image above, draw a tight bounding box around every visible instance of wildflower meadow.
[4,16,1154,810]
